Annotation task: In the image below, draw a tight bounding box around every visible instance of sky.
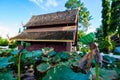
[0,0,102,38]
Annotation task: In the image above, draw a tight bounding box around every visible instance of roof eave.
[13,39,74,42]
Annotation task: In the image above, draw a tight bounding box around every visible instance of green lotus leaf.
[43,65,90,80]
[0,50,2,54]
[79,32,95,44]
[57,52,70,60]
[41,57,50,62]
[11,50,19,55]
[32,50,43,57]
[0,56,13,69]
[0,72,16,80]
[49,50,56,57]
[25,52,33,58]
[37,63,51,73]
[90,68,118,80]
[51,56,61,63]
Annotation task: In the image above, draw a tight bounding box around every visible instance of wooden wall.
[18,42,70,52]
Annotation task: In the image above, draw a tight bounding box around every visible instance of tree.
[65,0,92,30]
[100,0,114,53]
[110,0,120,37]
[101,0,111,38]
[78,30,86,39]
[95,25,104,41]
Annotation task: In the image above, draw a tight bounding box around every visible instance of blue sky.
[0,0,102,38]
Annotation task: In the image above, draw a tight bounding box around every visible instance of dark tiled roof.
[24,9,78,27]
[11,31,75,42]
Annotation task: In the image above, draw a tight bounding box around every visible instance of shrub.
[0,38,9,46]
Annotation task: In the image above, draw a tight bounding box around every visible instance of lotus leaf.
[0,72,16,80]
[25,52,33,58]
[0,56,13,69]
[41,57,50,62]
[37,63,51,73]
[79,32,95,44]
[51,56,61,63]
[90,68,118,80]
[49,50,56,57]
[11,50,19,55]
[43,65,90,80]
[32,50,43,57]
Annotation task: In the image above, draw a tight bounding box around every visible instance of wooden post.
[66,42,72,52]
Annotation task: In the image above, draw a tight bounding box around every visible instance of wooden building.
[11,9,79,52]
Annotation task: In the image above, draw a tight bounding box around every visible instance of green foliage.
[79,32,95,44]
[43,65,91,80]
[0,49,12,57]
[19,49,42,65]
[42,47,54,56]
[0,72,17,80]
[101,0,111,38]
[98,0,118,54]
[11,49,19,55]
[95,64,99,80]
[51,56,61,64]
[71,55,81,67]
[0,56,13,69]
[48,50,56,57]
[20,41,30,48]
[0,38,9,46]
[110,0,120,34]
[78,30,86,39]
[32,50,43,57]
[103,55,116,63]
[95,26,104,41]
[41,56,50,62]
[114,68,120,79]
[25,52,33,58]
[56,51,70,60]
[37,63,51,73]
[0,50,2,54]
[98,40,110,52]
[0,47,120,79]
[65,0,92,28]
[91,68,118,80]
[9,40,18,49]
[80,47,89,55]
[98,39,115,53]
[102,55,117,69]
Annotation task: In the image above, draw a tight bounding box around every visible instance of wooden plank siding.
[18,42,67,52]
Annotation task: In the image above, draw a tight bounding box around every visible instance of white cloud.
[86,26,96,34]
[0,27,9,38]
[0,22,18,38]
[30,0,43,4]
[29,0,47,10]
[29,0,58,10]
[45,0,58,7]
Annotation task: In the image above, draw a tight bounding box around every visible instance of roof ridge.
[24,9,78,27]
[32,9,78,17]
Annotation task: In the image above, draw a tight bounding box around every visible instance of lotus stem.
[95,63,99,80]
